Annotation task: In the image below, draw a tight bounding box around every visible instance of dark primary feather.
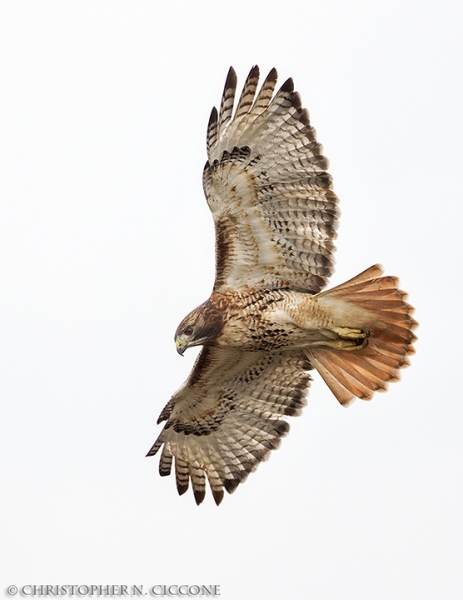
[218,67,237,133]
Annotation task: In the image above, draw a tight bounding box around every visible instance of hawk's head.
[175,299,224,355]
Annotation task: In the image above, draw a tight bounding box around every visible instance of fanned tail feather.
[306,265,417,405]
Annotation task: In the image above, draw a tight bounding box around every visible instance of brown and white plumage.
[203,66,338,293]
[149,347,311,506]
[148,67,417,505]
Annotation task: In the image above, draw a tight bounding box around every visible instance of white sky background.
[1,1,462,598]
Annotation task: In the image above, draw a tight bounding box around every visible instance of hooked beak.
[175,337,187,356]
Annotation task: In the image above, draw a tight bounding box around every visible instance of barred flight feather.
[203,66,339,293]
[147,347,312,505]
[149,67,417,505]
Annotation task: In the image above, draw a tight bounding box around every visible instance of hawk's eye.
[183,325,194,337]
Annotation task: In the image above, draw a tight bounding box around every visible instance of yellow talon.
[332,327,369,340]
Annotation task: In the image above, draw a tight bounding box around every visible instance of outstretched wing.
[204,66,339,294]
[147,346,312,505]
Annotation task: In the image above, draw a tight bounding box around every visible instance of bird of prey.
[147,66,417,505]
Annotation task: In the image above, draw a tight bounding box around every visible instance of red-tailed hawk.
[147,66,417,505]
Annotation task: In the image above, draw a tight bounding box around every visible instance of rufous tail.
[305,265,417,406]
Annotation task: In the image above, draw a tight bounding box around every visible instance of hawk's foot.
[332,327,369,340]
[325,327,370,351]
[324,337,368,352]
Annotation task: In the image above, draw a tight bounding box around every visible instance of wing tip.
[212,488,224,506]
[224,66,237,91]
[208,106,218,126]
[267,66,278,82]
[248,64,260,79]
[176,482,189,496]
[280,76,294,93]
[194,489,206,505]
[223,478,241,494]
